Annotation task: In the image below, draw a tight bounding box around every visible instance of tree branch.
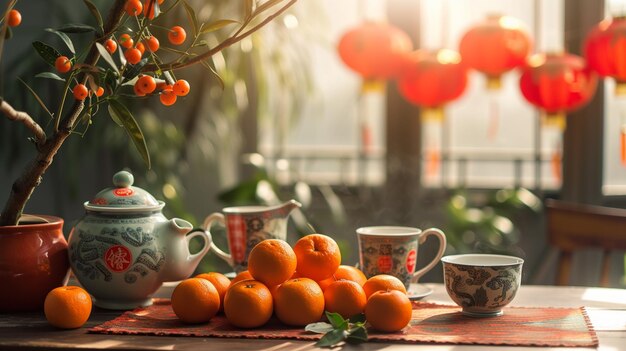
[0,98,46,146]
[59,0,126,131]
[0,0,127,226]
[143,0,298,72]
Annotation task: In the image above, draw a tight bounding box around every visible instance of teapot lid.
[85,170,164,212]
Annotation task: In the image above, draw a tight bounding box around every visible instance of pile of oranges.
[41,234,413,332]
[172,234,413,332]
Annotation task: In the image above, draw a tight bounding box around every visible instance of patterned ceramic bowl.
[441,254,523,317]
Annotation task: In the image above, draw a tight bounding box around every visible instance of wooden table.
[1,283,625,350]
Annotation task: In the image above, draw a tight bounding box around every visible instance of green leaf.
[191,39,209,48]
[45,28,75,54]
[182,0,198,36]
[244,0,254,20]
[35,72,66,82]
[82,0,104,31]
[32,41,61,67]
[17,78,53,118]
[346,326,368,344]
[56,24,97,33]
[199,19,238,34]
[108,99,151,169]
[315,329,347,348]
[4,26,12,40]
[325,311,347,330]
[95,42,119,75]
[252,0,284,17]
[200,60,224,90]
[304,322,334,334]
[123,58,148,80]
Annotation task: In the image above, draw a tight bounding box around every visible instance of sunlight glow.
[582,288,626,307]
[436,49,462,64]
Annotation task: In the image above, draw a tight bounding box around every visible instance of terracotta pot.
[0,215,70,311]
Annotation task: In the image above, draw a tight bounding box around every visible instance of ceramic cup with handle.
[203,200,301,273]
[441,254,524,317]
[356,226,447,289]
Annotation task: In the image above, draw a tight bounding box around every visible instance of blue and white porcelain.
[68,170,211,310]
[442,254,523,317]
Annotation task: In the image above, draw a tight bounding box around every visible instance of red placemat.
[89,299,598,347]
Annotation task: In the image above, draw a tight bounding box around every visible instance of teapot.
[68,170,211,310]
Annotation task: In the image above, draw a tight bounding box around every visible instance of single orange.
[135,42,146,55]
[133,82,146,96]
[362,274,407,299]
[334,265,367,286]
[44,286,92,329]
[173,79,190,96]
[230,270,253,286]
[317,265,367,291]
[145,36,159,52]
[124,0,143,16]
[274,278,324,326]
[168,26,187,45]
[159,88,177,106]
[124,48,142,65]
[119,33,133,49]
[316,276,334,291]
[95,86,105,97]
[73,84,89,100]
[7,9,21,27]
[224,280,273,328]
[104,38,117,54]
[54,56,72,73]
[135,75,156,94]
[195,272,230,311]
[171,278,220,324]
[248,239,297,287]
[324,279,367,319]
[293,234,341,281]
[365,290,412,332]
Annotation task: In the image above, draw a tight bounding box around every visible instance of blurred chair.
[546,199,626,287]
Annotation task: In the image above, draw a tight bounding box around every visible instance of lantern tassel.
[619,124,626,167]
[487,90,500,140]
[426,145,441,179]
[361,124,373,155]
[551,146,562,184]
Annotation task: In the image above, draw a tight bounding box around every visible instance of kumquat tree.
[0,0,297,226]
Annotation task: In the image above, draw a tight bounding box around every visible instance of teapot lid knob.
[113,170,134,188]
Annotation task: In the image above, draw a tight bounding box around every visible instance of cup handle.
[185,228,212,263]
[411,228,447,283]
[203,213,234,267]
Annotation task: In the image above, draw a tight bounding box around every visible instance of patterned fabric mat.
[90,299,598,347]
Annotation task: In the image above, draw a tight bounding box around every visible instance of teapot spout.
[169,218,193,234]
[159,219,212,282]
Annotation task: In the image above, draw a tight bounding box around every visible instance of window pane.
[421,0,563,190]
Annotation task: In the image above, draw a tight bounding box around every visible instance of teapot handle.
[185,228,212,263]
[203,213,234,267]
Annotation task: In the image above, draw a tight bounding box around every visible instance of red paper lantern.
[519,52,598,128]
[459,14,532,89]
[584,16,626,95]
[397,49,469,112]
[337,21,413,81]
